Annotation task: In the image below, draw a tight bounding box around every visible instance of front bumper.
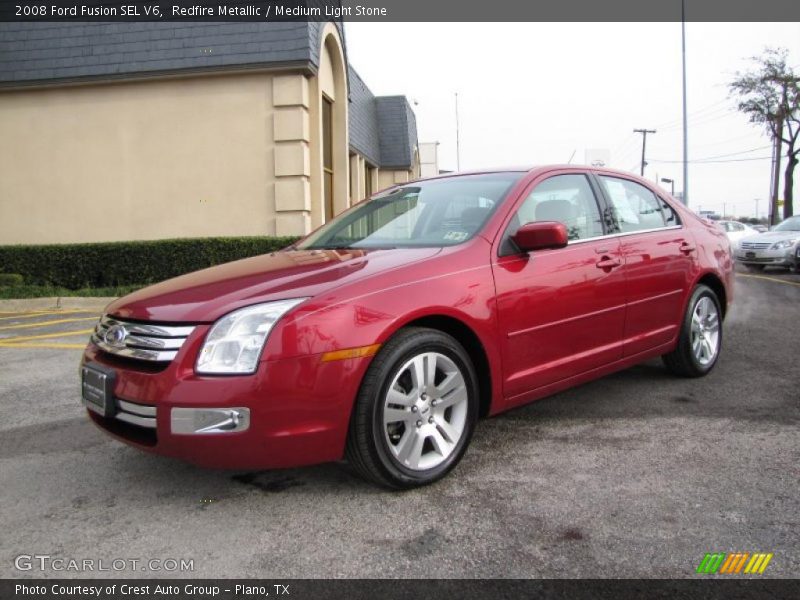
[735,246,797,267]
[81,337,370,470]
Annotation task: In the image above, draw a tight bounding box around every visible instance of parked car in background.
[752,224,768,233]
[81,166,734,488]
[736,215,800,272]
[717,220,756,249]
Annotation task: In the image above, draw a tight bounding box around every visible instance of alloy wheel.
[691,296,720,366]
[382,351,468,471]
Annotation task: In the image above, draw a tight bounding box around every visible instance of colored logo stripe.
[697,552,773,574]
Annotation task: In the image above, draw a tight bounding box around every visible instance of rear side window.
[510,174,604,241]
[659,196,681,227]
[598,176,668,233]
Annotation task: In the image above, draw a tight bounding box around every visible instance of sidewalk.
[0,297,115,313]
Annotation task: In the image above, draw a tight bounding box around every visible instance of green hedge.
[0,237,300,290]
[0,273,24,287]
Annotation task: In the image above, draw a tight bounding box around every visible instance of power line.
[688,145,771,161]
[650,155,772,164]
[652,98,731,129]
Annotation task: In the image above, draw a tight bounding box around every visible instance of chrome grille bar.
[115,399,157,428]
[91,315,195,362]
[740,242,771,249]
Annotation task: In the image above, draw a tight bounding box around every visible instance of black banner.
[3,579,800,600]
[3,0,800,22]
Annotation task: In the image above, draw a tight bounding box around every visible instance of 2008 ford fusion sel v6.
[81,166,733,488]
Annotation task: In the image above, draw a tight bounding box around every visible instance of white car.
[736,215,800,272]
[717,220,756,249]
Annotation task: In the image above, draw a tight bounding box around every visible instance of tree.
[729,47,800,222]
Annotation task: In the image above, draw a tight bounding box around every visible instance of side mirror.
[512,221,569,252]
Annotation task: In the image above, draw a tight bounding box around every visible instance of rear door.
[593,174,695,356]
[492,172,627,403]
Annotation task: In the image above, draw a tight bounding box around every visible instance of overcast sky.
[345,22,800,219]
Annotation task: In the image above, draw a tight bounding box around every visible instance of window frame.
[498,173,608,256]
[496,170,686,258]
[592,173,684,237]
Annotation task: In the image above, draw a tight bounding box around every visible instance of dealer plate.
[81,363,116,418]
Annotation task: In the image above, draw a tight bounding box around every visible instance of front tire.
[662,284,723,377]
[345,327,479,489]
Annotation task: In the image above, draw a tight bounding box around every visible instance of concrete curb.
[0,297,115,313]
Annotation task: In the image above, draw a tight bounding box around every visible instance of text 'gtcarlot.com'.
[13,554,194,572]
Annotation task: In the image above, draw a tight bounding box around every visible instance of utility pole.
[681,0,689,205]
[769,115,783,225]
[455,92,461,172]
[634,128,656,177]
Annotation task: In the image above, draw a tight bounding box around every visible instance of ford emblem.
[104,324,128,348]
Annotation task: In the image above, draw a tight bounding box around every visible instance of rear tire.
[662,284,723,378]
[345,327,479,489]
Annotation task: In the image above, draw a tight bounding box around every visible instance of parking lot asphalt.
[0,269,798,579]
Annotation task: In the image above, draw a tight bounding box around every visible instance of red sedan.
[81,166,733,488]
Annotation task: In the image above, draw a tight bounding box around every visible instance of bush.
[0,273,24,287]
[0,237,300,290]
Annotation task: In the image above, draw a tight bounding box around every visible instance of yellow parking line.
[0,317,98,331]
[0,328,94,343]
[0,342,86,349]
[739,273,800,288]
[0,310,94,321]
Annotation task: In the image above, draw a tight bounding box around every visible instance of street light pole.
[661,177,675,196]
[681,0,689,205]
[455,92,461,172]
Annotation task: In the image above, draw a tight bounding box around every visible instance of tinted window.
[509,174,604,242]
[599,176,668,233]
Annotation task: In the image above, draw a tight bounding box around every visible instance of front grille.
[738,257,781,263]
[92,315,195,362]
[740,242,772,250]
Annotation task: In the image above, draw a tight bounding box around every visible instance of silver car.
[736,215,800,272]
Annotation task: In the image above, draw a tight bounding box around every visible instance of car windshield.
[296,172,523,250]
[773,216,800,232]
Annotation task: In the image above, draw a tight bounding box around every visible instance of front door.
[492,172,627,404]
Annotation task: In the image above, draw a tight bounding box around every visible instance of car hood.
[105,247,442,323]
[740,231,800,244]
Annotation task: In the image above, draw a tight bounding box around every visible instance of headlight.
[771,239,797,250]
[196,299,307,375]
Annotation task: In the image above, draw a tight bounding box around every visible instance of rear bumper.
[81,343,369,470]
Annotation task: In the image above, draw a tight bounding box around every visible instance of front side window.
[507,174,604,242]
[599,176,668,233]
[296,172,522,249]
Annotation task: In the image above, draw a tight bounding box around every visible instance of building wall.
[0,71,300,245]
[419,142,440,178]
[0,24,418,245]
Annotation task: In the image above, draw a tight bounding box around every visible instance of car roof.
[411,164,653,184]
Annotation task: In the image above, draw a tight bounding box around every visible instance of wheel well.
[697,273,728,318]
[401,315,493,418]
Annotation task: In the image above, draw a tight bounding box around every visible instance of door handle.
[596,256,622,269]
[679,241,696,254]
